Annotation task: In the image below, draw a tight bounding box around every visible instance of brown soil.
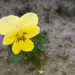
[0,0,75,75]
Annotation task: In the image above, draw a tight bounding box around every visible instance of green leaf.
[36,44,45,51]
[31,34,50,44]
[9,52,24,64]
[67,10,72,17]
[26,56,41,69]
[31,30,50,44]
[41,30,47,36]
[31,43,46,53]
[56,5,73,17]
[37,44,46,50]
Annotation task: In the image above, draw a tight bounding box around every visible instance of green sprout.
[56,5,73,17]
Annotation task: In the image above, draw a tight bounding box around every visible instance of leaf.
[31,33,50,44]
[26,56,41,69]
[36,44,46,51]
[31,43,46,53]
[41,30,47,36]
[37,44,46,50]
[67,10,72,17]
[56,5,73,17]
[9,52,24,64]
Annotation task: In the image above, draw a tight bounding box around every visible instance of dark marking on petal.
[23,32,27,35]
[17,35,26,42]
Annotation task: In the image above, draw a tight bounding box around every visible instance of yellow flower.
[0,13,40,55]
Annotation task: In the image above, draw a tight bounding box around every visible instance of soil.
[0,0,75,75]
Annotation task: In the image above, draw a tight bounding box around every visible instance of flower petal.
[21,39,34,52]
[22,26,40,38]
[12,39,34,55]
[12,40,22,55]
[0,15,19,35]
[3,30,18,45]
[18,13,38,29]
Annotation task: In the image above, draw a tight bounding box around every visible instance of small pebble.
[40,57,44,60]
[39,70,44,74]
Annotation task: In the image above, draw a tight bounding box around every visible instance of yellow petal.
[3,30,18,45]
[12,39,34,54]
[18,13,38,29]
[22,26,40,38]
[12,40,22,55]
[21,39,34,52]
[0,15,19,35]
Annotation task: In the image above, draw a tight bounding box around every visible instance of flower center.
[16,32,27,42]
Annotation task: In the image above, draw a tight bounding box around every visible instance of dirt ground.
[0,0,75,75]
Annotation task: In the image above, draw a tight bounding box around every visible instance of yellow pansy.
[0,13,40,55]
